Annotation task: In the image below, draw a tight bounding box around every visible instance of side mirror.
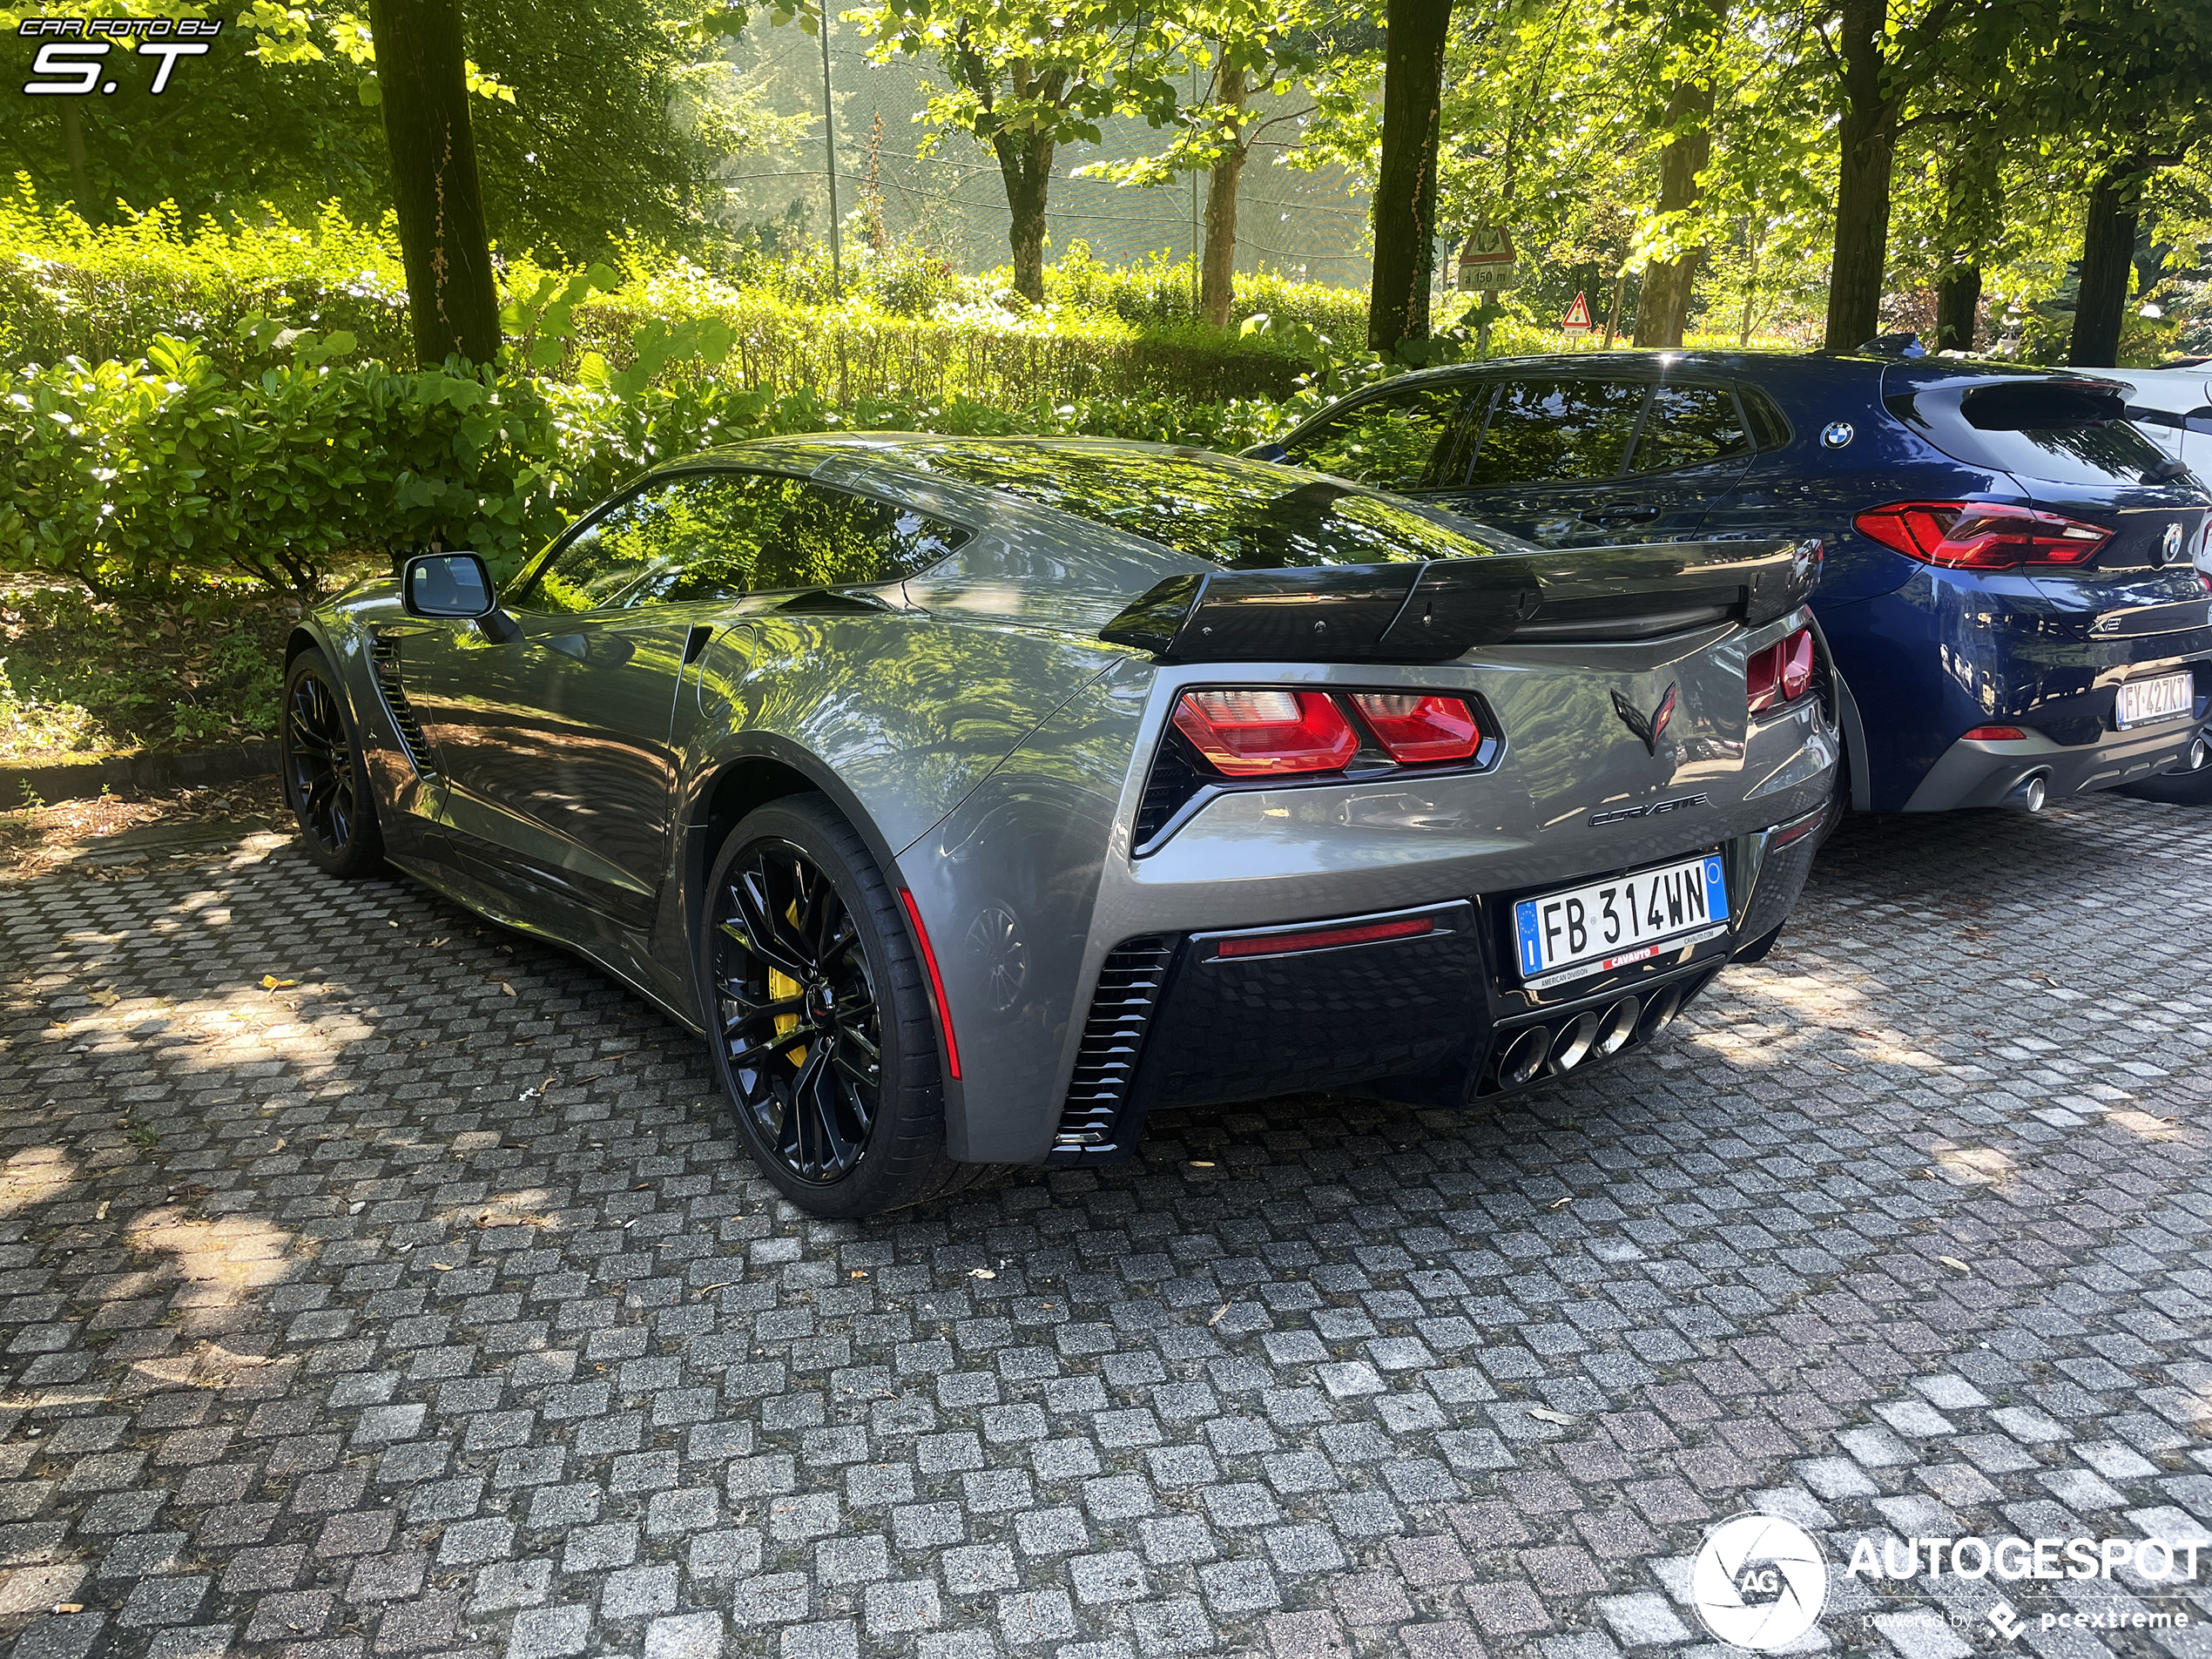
[402,552,497,619]
[1241,442,1292,464]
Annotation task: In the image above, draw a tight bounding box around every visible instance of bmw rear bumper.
[1899,701,2209,812]
[1042,806,1826,1164]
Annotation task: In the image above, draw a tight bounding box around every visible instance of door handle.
[1587,506,1661,527]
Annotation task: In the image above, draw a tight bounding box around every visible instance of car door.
[393,470,797,932]
[1275,375,1489,501]
[1429,373,1656,545]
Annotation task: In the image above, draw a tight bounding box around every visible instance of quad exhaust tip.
[2006,772,2049,813]
[2188,736,2210,772]
[1499,1026,1552,1088]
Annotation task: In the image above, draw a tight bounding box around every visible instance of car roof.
[1360,349,2121,390]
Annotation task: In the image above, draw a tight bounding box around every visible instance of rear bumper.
[1045,807,1825,1163]
[1899,710,2205,811]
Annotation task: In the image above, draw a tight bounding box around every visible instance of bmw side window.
[1282,382,1484,492]
[514,473,787,614]
[1630,385,1752,474]
[1465,378,1646,487]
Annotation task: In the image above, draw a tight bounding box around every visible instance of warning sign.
[1561,293,1594,337]
[1456,225,1520,291]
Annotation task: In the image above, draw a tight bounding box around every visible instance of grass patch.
[0,576,339,759]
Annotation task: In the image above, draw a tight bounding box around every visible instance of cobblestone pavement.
[1,796,2209,1659]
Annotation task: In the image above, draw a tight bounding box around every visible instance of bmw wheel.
[281,647,386,877]
[699,794,972,1217]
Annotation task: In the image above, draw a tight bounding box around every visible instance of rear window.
[1896,380,2173,487]
[901,442,1509,569]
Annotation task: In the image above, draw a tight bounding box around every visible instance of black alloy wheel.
[281,648,385,877]
[711,839,882,1182]
[698,794,974,1217]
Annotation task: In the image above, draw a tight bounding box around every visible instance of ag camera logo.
[1691,1512,1830,1651]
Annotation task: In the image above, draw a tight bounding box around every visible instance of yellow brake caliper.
[769,899,806,1063]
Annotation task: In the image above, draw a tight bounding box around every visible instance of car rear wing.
[1100,537,1821,664]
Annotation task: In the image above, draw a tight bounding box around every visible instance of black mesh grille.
[1053,935,1175,1153]
[1133,736,1204,852]
[371,637,437,775]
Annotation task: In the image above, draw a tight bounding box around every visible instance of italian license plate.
[1514,853,1729,988]
[2115,671,2194,729]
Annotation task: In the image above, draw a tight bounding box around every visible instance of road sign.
[1561,292,1593,337]
[1457,225,1520,291]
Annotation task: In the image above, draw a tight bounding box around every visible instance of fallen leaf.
[695,1281,734,1297]
[1189,1160,1215,1169]
[1938,1256,1973,1275]
[1548,1197,1574,1210]
[259,975,295,991]
[499,981,516,996]
[85,987,118,1008]
[850,1270,867,1279]
[969,1268,996,1279]
[1528,1406,1575,1425]
[432,1263,454,1271]
[1208,1305,1230,1325]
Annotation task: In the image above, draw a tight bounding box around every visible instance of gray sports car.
[282,435,1838,1216]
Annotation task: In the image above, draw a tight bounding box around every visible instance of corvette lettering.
[1589,793,1710,826]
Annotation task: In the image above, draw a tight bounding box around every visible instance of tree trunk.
[1367,0,1453,354]
[1630,78,1714,348]
[1822,0,1898,353]
[1932,135,1998,353]
[995,132,1055,305]
[58,102,93,217]
[1199,67,1249,328]
[2068,156,2144,368]
[367,0,500,367]
[1934,262,1981,353]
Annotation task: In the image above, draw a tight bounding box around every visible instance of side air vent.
[1052,935,1175,1155]
[370,636,438,775]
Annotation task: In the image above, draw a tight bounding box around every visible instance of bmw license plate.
[2115,671,2194,730]
[1514,854,1729,988]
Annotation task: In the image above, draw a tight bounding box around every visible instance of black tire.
[2115,731,2212,805]
[698,793,972,1217]
[281,647,386,877]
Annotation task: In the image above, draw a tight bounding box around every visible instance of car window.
[1282,381,1484,491]
[1465,377,1646,487]
[1631,384,1751,474]
[516,474,965,613]
[1907,381,2177,488]
[904,441,1515,568]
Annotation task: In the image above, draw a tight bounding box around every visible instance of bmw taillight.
[1853,502,2110,570]
[1171,690,1359,776]
[1747,627,1816,714]
[1347,693,1482,763]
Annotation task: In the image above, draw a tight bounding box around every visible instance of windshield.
[898,441,1510,569]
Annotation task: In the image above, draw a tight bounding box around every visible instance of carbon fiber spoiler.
[1100,537,1822,664]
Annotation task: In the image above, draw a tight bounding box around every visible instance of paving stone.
[2,806,2209,1659]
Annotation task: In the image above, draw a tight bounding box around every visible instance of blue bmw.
[1249,353,2212,812]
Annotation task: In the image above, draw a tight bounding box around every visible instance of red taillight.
[1214,914,1435,960]
[1962,725,2026,741]
[1748,626,1817,714]
[1854,502,2110,570]
[1347,693,1482,764]
[1172,690,1359,776]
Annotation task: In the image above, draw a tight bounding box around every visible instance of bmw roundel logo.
[1820,421,1854,448]
[2160,521,2183,565]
